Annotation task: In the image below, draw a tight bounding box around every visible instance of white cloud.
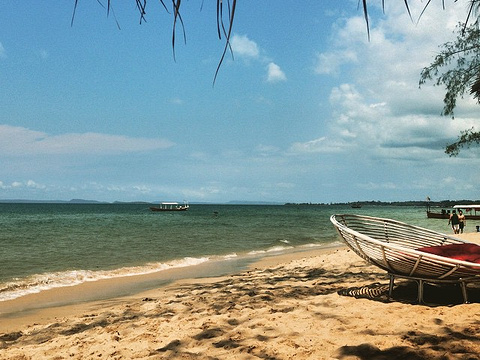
[133,185,152,193]
[231,34,259,59]
[0,125,174,156]
[303,2,480,163]
[231,34,286,83]
[289,136,350,154]
[0,42,6,58]
[357,182,398,190]
[325,83,479,160]
[0,180,47,192]
[266,62,286,83]
[0,180,47,190]
[26,180,46,189]
[314,50,357,75]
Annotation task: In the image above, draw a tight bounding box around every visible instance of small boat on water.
[149,202,189,212]
[426,204,480,220]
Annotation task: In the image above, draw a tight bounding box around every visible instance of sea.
[0,203,454,304]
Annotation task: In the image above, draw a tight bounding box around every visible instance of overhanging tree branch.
[446,127,480,156]
[419,22,480,117]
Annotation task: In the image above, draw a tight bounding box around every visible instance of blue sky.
[1,1,479,203]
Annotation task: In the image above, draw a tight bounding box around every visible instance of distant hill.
[69,199,105,204]
[112,201,153,204]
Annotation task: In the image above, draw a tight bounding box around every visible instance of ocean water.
[0,203,452,302]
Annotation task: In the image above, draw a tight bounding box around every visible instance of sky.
[1,1,479,204]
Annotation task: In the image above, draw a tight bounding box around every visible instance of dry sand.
[1,233,480,359]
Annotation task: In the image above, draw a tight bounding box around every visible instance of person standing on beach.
[458,210,466,233]
[448,210,460,234]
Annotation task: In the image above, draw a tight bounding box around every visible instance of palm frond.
[71,0,79,26]
[214,0,236,85]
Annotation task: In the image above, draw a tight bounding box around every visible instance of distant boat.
[426,204,480,220]
[149,202,189,212]
[351,203,362,209]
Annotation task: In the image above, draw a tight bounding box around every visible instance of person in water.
[458,210,466,234]
[448,210,460,234]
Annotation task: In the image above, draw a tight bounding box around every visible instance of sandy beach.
[1,233,480,359]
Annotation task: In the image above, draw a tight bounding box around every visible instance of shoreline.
[2,234,480,358]
[0,244,343,332]
[0,241,341,304]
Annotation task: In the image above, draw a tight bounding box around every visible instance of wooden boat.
[427,204,480,220]
[331,214,480,303]
[426,208,450,219]
[149,202,189,212]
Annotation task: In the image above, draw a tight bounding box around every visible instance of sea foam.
[0,256,210,302]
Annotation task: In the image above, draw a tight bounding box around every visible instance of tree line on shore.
[285,200,480,207]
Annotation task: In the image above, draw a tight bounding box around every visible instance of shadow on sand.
[2,258,480,359]
[336,275,480,360]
